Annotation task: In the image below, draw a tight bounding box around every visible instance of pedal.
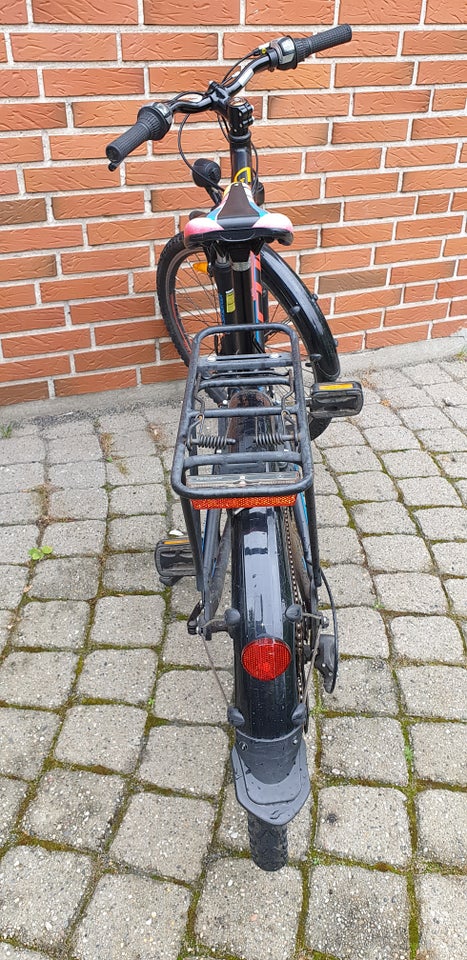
[154,538,196,585]
[308,380,363,419]
[314,633,338,694]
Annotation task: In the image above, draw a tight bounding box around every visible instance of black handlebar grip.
[308,24,352,55]
[106,104,171,167]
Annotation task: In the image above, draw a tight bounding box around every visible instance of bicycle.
[106,23,363,871]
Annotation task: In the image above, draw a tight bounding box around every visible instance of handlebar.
[106,25,352,169]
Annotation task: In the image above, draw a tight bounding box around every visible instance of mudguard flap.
[231,739,310,827]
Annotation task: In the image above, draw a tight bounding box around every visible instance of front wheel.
[248,814,288,871]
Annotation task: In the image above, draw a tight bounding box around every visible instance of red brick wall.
[1,1,466,406]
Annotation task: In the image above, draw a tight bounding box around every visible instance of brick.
[412,117,467,140]
[331,310,381,335]
[269,93,349,120]
[44,68,144,97]
[453,192,467,212]
[345,196,415,221]
[335,288,401,315]
[403,29,467,55]
[0,70,39,98]
[340,0,422,21]
[254,122,329,149]
[385,303,448,327]
[445,237,467,257]
[322,223,392,247]
[32,0,138,24]
[306,147,381,174]
[450,299,467,318]
[122,31,217,60]
[426,0,467,21]
[375,240,442,265]
[0,171,18,195]
[367,325,429,349]
[0,381,48,406]
[251,64,331,91]
[419,60,467,85]
[54,369,137,396]
[94,319,161,346]
[24,165,119,193]
[438,278,467,299]
[133,270,157,293]
[246,1,333,24]
[11,32,117,61]
[403,283,436,303]
[433,88,467,111]
[319,269,388,295]
[124,157,190,186]
[0,224,83,254]
[73,99,146,128]
[326,173,399,198]
[52,191,145,220]
[61,247,150,275]
[0,284,35,308]
[145,0,239,23]
[417,194,451,215]
[0,198,46,225]
[0,1,27,22]
[396,216,463,241]
[0,137,43,164]
[0,355,70,382]
[0,103,66,131]
[74,343,155,372]
[50,133,143,161]
[0,306,65,334]
[70,295,155,324]
[0,254,56,283]
[40,274,128,304]
[391,260,454,284]
[354,90,430,116]
[2,328,90,358]
[333,120,408,144]
[336,333,364,353]
[433,318,467,338]
[274,201,341,225]
[386,144,457,168]
[87,216,174,245]
[403,169,467,192]
[337,62,413,89]
[302,248,371,274]
[141,361,185,384]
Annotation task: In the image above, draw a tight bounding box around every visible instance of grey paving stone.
[417,789,467,866]
[106,455,163,486]
[45,520,105,557]
[324,444,382,473]
[49,488,108,521]
[417,427,467,453]
[436,451,467,478]
[42,417,95,439]
[455,478,467,502]
[318,526,364,565]
[98,412,148,432]
[0,565,28,610]
[316,421,362,448]
[414,506,467,540]
[0,946,51,959]
[0,777,28,845]
[356,403,401,429]
[325,563,375,607]
[397,666,467,719]
[170,575,201,616]
[163,621,234,668]
[307,864,410,960]
[0,438,45,465]
[326,658,398,715]
[0,492,42,525]
[390,615,464,663]
[109,483,167,516]
[417,874,467,960]
[366,369,412,391]
[410,721,467,785]
[0,846,92,950]
[14,600,90,650]
[440,357,467,379]
[315,494,349,527]
[399,405,453,430]
[337,470,398,502]
[22,768,125,851]
[102,552,159,594]
[444,405,467,430]
[74,873,190,960]
[0,463,43,494]
[362,426,420,451]
[363,534,432,573]
[381,449,440,478]
[375,573,447,614]
[315,785,411,866]
[196,859,302,960]
[47,435,103,464]
[337,607,389,658]
[48,461,105,489]
[0,709,59,779]
[399,476,461,507]
[405,362,452,385]
[352,500,416,534]
[110,791,214,881]
[423,380,467,405]
[54,704,146,773]
[217,782,312,861]
[0,610,12,655]
[29,557,100,601]
[154,669,232,724]
[312,461,338,495]
[321,716,407,785]
[0,525,39,565]
[380,384,431,408]
[109,430,158,458]
[108,515,165,551]
[139,723,229,796]
[0,652,77,709]
[77,649,157,704]
[444,578,467,616]
[91,595,165,647]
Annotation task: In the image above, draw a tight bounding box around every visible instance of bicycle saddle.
[184,181,294,248]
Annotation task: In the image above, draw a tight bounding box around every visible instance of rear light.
[241,637,291,681]
[191,494,296,510]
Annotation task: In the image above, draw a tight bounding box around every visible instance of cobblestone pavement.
[0,353,466,960]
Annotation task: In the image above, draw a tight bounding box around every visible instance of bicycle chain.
[284,508,306,702]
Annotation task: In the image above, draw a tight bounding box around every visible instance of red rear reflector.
[241,637,291,681]
[192,494,296,510]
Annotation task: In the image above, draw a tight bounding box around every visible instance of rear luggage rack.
[171,323,314,504]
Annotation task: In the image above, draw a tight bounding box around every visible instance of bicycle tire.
[156,233,339,440]
[247,813,288,872]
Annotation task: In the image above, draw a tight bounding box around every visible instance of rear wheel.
[247,813,288,872]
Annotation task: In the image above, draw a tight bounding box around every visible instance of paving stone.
[0,610,12,654]
[109,483,167,516]
[98,412,148,433]
[337,470,398,502]
[390,615,464,662]
[170,575,201,616]
[405,362,452,385]
[315,785,411,866]
[324,563,375,607]
[108,430,158,458]
[307,864,410,960]
[163,620,234,668]
[363,534,432,573]
[54,705,146,773]
[316,421,362,448]
[436,451,467,478]
[417,874,467,960]
[444,578,467,615]
[48,461,105,489]
[0,525,39,565]
[366,369,412,391]
[0,438,45,465]
[102,552,160,594]
[0,777,28,845]
[423,380,467,405]
[49,488,108,521]
[315,494,349,527]
[91,595,165,647]
[337,607,389,657]
[0,846,92,950]
[196,858,302,960]
[399,405,454,430]
[45,520,105,557]
[318,526,364,565]
[455,478,467,502]
[217,782,312,861]
[356,403,401,429]
[77,649,157,704]
[42,417,95,439]
[14,600,90,650]
[326,658,398,715]
[410,721,467,785]
[417,427,467,453]
[110,791,214,881]
[106,455,163,486]
[0,946,51,959]
[29,557,100,600]
[154,669,232,724]
[139,723,229,796]
[0,491,42,525]
[312,461,338,495]
[108,514,165,551]
[352,501,415,534]
[381,384,431,408]
[74,873,190,960]
[323,445,382,473]
[417,789,467,866]
[443,404,467,430]
[22,768,125,851]
[0,652,77,709]
[362,426,420,451]
[381,449,440,477]
[47,436,103,464]
[414,506,467,540]
[321,716,407,785]
[374,573,447,614]
[397,665,467,719]
[0,463,44,495]
[0,565,28,610]
[398,476,460,507]
[0,709,59,779]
